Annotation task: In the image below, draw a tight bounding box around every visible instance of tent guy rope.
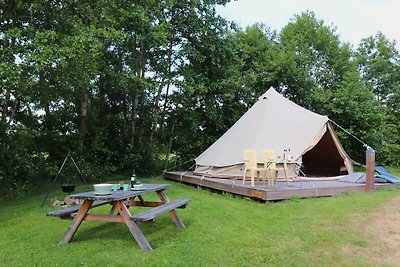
[329,119,373,151]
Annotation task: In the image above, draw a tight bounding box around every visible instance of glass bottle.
[131,169,137,188]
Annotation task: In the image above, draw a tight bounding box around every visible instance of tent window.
[302,130,347,177]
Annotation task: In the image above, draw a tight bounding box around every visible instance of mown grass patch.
[0,176,399,266]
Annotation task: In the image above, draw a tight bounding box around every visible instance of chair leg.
[269,169,274,186]
[270,169,274,186]
[263,169,266,186]
[250,170,255,187]
[243,169,247,184]
[283,163,289,185]
[263,169,269,186]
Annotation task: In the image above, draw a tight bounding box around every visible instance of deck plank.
[163,171,400,202]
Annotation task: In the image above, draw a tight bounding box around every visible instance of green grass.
[354,165,400,178]
[1,176,400,267]
[386,167,400,177]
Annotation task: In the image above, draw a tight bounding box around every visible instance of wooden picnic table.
[47,183,191,252]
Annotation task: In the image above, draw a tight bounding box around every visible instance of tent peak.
[258,87,278,100]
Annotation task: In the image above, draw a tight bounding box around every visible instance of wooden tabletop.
[70,183,171,201]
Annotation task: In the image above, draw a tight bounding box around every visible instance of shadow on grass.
[69,214,192,250]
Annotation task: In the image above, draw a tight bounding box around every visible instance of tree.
[167,1,236,165]
[278,11,352,108]
[356,33,400,165]
[314,69,387,162]
[0,0,234,199]
[229,24,280,105]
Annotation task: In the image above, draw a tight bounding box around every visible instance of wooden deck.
[163,171,400,202]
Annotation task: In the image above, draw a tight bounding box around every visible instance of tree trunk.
[130,40,146,147]
[149,32,175,142]
[79,89,89,148]
[160,81,171,129]
[39,70,52,131]
[130,90,140,146]
[8,90,19,125]
[1,89,10,124]
[44,104,52,131]
[98,74,106,122]
[164,116,176,170]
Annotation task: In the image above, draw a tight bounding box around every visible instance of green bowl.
[93,183,112,195]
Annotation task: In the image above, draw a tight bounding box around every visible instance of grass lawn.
[385,167,400,177]
[1,175,400,267]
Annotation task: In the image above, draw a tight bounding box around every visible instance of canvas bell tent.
[194,87,353,179]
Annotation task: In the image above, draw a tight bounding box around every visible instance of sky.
[216,0,400,50]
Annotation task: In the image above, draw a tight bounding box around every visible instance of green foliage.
[313,70,386,162]
[1,0,233,199]
[355,32,400,165]
[1,3,400,200]
[230,24,280,102]
[278,11,352,106]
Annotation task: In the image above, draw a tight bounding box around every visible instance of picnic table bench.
[46,184,191,251]
[131,198,191,222]
[47,198,191,221]
[47,200,110,219]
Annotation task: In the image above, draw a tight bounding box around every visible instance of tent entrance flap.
[302,130,348,176]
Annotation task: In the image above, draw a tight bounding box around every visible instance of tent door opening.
[302,130,348,177]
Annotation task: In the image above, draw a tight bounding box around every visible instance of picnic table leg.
[60,199,93,244]
[138,195,146,206]
[109,205,117,215]
[156,190,185,228]
[115,201,153,252]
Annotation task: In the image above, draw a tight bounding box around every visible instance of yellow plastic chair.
[262,150,278,186]
[242,149,264,187]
